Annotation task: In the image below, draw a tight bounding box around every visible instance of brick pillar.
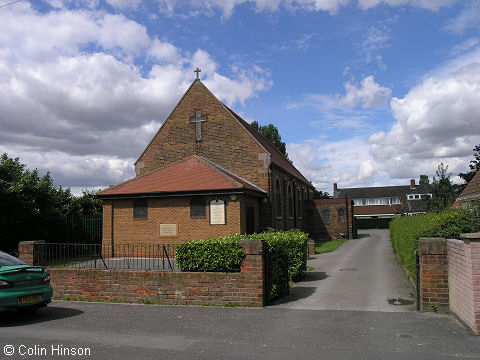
[448,233,480,335]
[241,239,266,307]
[418,237,449,312]
[18,240,45,265]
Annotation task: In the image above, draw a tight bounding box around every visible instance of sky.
[1,0,479,195]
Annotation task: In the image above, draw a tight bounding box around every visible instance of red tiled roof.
[224,105,311,185]
[458,171,480,201]
[98,155,266,197]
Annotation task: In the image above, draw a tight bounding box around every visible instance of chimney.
[410,179,416,189]
[333,183,338,193]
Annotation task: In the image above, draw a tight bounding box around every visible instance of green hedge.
[175,229,309,302]
[175,236,245,272]
[390,207,480,280]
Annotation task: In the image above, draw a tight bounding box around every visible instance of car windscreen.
[0,251,27,266]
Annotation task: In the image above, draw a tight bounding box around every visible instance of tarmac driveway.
[273,229,415,311]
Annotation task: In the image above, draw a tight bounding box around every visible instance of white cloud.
[443,1,480,34]
[358,0,458,11]
[289,47,480,192]
[0,4,271,189]
[95,0,457,18]
[288,76,391,111]
[339,76,392,108]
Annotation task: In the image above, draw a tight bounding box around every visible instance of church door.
[246,206,254,235]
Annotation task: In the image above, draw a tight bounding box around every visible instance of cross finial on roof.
[194,67,201,80]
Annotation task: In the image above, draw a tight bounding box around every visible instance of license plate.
[17,294,43,305]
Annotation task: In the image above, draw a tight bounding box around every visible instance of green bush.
[175,229,309,302]
[390,207,480,280]
[175,236,245,272]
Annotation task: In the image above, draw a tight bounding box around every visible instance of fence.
[59,214,102,244]
[33,242,178,270]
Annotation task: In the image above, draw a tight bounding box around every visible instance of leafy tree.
[428,163,458,212]
[250,121,289,159]
[0,153,77,251]
[313,189,331,199]
[458,144,480,184]
[73,189,103,215]
[419,174,430,185]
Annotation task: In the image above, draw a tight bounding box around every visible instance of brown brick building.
[97,77,314,247]
[306,199,356,241]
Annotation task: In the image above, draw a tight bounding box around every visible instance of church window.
[338,208,345,223]
[297,188,301,218]
[288,185,293,218]
[190,198,206,218]
[323,209,330,224]
[133,199,148,219]
[275,179,281,217]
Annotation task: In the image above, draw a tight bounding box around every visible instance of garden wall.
[19,239,266,307]
[418,234,480,335]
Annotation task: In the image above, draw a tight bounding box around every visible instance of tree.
[419,174,430,185]
[73,189,103,215]
[458,144,480,184]
[313,189,331,199]
[428,163,457,212]
[0,153,76,251]
[250,121,289,159]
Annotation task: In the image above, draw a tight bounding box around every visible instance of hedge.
[175,229,309,302]
[175,235,245,272]
[390,207,480,280]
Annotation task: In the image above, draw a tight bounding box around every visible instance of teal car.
[0,250,52,312]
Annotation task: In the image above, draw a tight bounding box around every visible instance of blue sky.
[1,0,479,194]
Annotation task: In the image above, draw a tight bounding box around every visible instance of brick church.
[97,71,317,247]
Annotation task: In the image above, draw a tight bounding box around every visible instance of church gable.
[135,79,270,189]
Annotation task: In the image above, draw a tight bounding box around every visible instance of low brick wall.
[19,239,266,307]
[418,237,449,312]
[418,234,480,335]
[447,234,480,335]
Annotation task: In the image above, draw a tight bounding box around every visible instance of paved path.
[273,229,415,312]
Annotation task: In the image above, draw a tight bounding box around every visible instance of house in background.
[455,170,480,208]
[332,179,431,225]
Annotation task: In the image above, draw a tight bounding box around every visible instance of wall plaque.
[159,223,177,237]
[209,199,226,225]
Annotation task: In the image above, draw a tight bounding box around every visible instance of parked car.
[0,250,52,312]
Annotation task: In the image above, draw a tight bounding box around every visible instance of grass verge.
[315,239,347,254]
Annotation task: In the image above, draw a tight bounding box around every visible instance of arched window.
[338,208,345,223]
[323,209,330,224]
[287,185,293,218]
[296,188,301,218]
[275,179,281,217]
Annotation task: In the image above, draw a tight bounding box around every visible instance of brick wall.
[417,237,449,312]
[307,199,355,241]
[20,239,267,307]
[447,234,480,335]
[137,81,269,191]
[102,194,262,248]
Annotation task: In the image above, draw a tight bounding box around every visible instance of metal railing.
[34,243,178,270]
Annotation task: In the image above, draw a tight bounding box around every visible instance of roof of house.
[97,154,266,197]
[457,171,480,202]
[333,184,431,199]
[224,105,311,184]
[134,79,311,186]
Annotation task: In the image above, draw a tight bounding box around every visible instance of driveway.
[273,229,415,311]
